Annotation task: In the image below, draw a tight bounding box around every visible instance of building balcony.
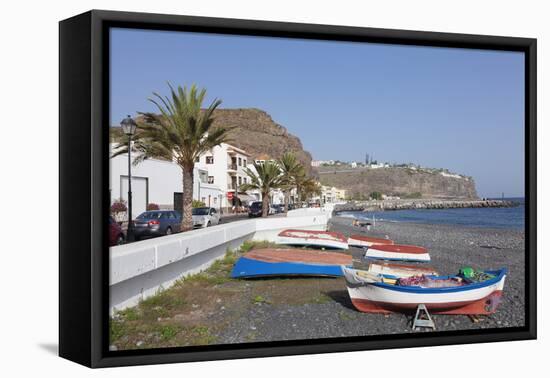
[227,163,238,172]
[227,183,237,191]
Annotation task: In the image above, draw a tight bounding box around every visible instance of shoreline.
[336,213,525,232]
[334,199,520,213]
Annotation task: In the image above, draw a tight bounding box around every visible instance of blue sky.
[110,28,525,198]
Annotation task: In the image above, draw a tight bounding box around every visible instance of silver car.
[192,207,221,228]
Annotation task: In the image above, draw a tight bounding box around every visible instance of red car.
[109,216,125,246]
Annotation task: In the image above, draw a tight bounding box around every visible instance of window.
[243,159,247,166]
[208,176,214,184]
[195,156,200,163]
[238,176,242,185]
[199,170,208,184]
[243,177,247,184]
[213,197,217,204]
[238,157,242,166]
[206,156,214,164]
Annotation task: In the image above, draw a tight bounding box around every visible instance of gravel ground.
[216,216,525,344]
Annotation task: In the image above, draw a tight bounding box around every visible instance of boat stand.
[412,304,436,331]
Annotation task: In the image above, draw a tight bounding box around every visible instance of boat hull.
[348,235,394,248]
[365,244,430,262]
[343,266,506,315]
[231,249,352,278]
[277,229,349,250]
[349,291,503,314]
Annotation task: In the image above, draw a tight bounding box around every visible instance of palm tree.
[112,84,229,231]
[277,152,305,213]
[297,176,322,205]
[240,161,283,217]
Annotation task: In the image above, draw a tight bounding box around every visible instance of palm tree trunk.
[262,191,270,217]
[283,190,289,213]
[181,165,194,231]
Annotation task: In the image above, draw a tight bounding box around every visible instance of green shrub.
[370,191,383,200]
[404,192,422,199]
[192,200,206,208]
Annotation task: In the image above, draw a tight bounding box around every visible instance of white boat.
[365,244,431,262]
[342,266,506,315]
[348,234,394,248]
[276,229,349,250]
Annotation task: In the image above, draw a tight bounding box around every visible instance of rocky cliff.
[318,167,478,200]
[211,108,314,174]
[110,108,314,174]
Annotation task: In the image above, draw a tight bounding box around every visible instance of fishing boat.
[276,229,349,250]
[365,244,430,262]
[367,261,438,280]
[348,234,394,248]
[342,266,506,315]
[231,248,352,278]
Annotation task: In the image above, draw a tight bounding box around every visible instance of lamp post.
[121,115,137,241]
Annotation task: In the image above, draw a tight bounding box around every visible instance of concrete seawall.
[334,199,519,213]
[109,209,329,313]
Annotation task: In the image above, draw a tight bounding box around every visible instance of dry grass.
[109,240,345,350]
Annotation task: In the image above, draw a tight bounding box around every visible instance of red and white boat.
[365,244,430,262]
[348,234,394,248]
[277,229,349,250]
[342,266,507,315]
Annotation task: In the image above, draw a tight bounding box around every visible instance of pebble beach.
[216,216,526,344]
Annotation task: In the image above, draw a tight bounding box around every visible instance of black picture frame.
[59,9,537,368]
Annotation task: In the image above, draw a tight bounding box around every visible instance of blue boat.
[230,248,353,278]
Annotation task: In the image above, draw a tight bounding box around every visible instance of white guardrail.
[109,209,329,313]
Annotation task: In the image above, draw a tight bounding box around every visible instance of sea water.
[340,198,525,230]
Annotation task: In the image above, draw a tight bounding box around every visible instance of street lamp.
[121,115,137,241]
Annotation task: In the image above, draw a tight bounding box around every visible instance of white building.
[321,186,339,204]
[109,142,254,218]
[194,143,254,209]
[311,160,335,167]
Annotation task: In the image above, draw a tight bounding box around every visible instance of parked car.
[133,210,182,240]
[109,216,125,246]
[272,204,284,214]
[192,207,221,228]
[248,201,263,217]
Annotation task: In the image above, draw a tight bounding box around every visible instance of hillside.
[210,108,314,174]
[110,108,478,199]
[318,166,478,200]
